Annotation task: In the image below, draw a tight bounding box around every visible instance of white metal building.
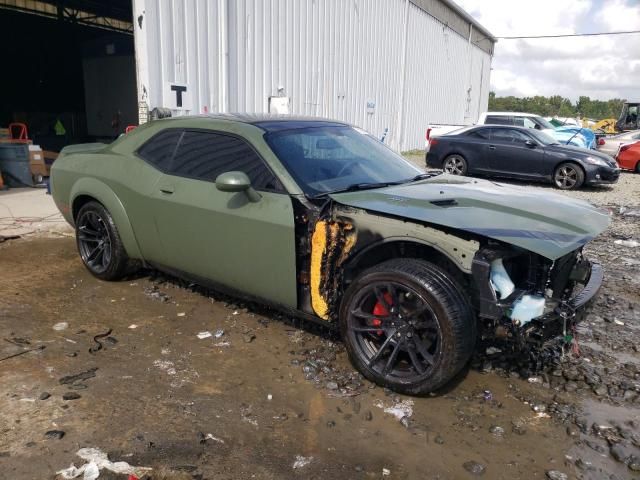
[133,0,496,151]
[0,0,494,153]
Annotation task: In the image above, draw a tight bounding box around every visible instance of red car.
[616,141,640,172]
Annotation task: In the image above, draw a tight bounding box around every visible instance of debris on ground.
[143,285,171,302]
[59,368,98,385]
[198,432,225,444]
[62,392,82,401]
[613,239,639,248]
[374,398,414,421]
[463,460,486,476]
[55,447,152,479]
[214,329,225,338]
[0,344,45,362]
[53,322,68,331]
[44,430,65,440]
[292,455,313,469]
[88,329,113,354]
[196,331,213,339]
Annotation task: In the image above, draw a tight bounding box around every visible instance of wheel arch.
[70,178,143,260]
[342,238,472,290]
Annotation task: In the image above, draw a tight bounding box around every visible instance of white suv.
[477,112,556,136]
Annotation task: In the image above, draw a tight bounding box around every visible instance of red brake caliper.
[372,292,393,336]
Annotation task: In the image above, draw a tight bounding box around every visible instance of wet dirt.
[1,175,640,478]
[0,238,570,479]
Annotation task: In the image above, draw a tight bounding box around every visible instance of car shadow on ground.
[137,268,340,342]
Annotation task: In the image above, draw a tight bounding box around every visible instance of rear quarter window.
[136,129,183,171]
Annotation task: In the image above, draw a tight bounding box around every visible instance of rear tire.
[635,161,640,173]
[75,201,131,280]
[442,154,468,175]
[339,259,475,395]
[554,162,584,190]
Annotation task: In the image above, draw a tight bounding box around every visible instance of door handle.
[159,185,175,194]
[488,145,496,150]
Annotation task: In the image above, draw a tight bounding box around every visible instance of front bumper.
[526,262,603,342]
[585,166,620,185]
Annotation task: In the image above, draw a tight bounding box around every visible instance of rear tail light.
[426,128,432,141]
[620,144,631,152]
[597,138,605,146]
[429,138,439,147]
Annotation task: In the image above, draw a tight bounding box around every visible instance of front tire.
[442,154,468,175]
[339,259,475,395]
[554,162,584,189]
[75,201,130,280]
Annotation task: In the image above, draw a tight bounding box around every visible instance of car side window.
[632,133,640,140]
[171,130,284,192]
[467,129,492,140]
[491,128,531,143]
[136,129,183,171]
[522,117,536,129]
[485,115,512,126]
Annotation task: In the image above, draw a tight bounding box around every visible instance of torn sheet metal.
[310,219,356,319]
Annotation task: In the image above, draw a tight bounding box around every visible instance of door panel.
[488,129,545,177]
[151,174,297,308]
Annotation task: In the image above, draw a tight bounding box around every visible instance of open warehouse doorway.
[0,1,137,186]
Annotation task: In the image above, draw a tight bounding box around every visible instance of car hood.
[547,144,617,165]
[330,175,611,260]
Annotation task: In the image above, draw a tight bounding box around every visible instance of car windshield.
[534,116,555,130]
[527,129,559,145]
[265,125,423,196]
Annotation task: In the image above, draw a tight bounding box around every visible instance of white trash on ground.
[56,447,152,479]
[292,455,313,469]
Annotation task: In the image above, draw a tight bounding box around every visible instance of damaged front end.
[472,245,603,366]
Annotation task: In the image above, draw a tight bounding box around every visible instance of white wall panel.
[134,0,493,151]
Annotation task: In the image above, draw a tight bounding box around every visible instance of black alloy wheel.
[75,201,131,280]
[340,259,475,395]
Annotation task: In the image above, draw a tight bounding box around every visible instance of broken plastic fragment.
[197,331,213,339]
[489,259,515,300]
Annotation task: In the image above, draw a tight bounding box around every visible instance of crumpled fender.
[69,178,143,260]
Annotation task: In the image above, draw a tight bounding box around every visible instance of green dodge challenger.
[51,114,609,394]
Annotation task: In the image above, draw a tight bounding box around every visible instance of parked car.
[553,126,596,150]
[616,141,640,172]
[477,112,594,149]
[52,115,608,395]
[426,125,620,189]
[597,130,640,157]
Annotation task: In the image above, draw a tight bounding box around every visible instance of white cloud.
[453,0,640,101]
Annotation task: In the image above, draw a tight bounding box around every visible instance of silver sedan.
[597,130,640,157]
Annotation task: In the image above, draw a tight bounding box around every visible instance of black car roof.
[203,113,349,132]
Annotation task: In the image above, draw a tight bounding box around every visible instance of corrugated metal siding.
[401,3,492,149]
[134,0,493,151]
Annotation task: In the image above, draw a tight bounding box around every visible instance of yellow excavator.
[590,118,617,134]
[585,102,639,135]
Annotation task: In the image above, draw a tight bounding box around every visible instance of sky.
[452,0,640,101]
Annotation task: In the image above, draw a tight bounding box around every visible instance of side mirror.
[215,171,261,202]
[525,140,536,148]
